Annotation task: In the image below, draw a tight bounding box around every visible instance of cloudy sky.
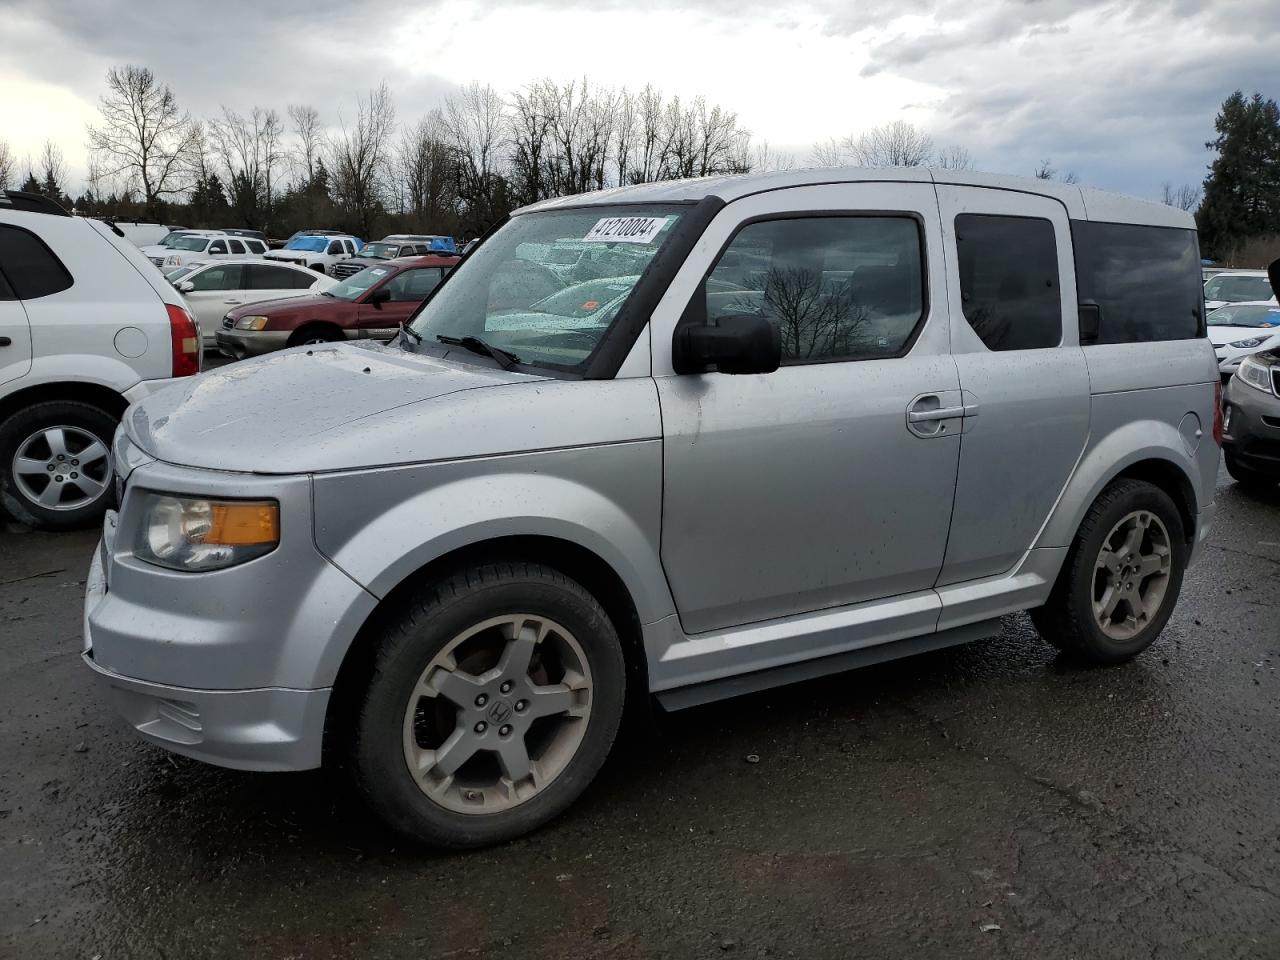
[2,0,1278,200]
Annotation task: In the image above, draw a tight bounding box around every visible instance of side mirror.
[1268,257,1280,302]
[368,287,391,306]
[178,280,195,293]
[673,313,781,375]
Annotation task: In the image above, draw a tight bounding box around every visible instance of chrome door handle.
[909,405,966,423]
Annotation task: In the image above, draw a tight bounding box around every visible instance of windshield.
[1207,303,1280,328]
[158,231,194,248]
[1204,275,1273,303]
[361,242,399,259]
[165,263,202,283]
[408,205,683,371]
[285,236,331,252]
[328,265,393,300]
[169,236,210,251]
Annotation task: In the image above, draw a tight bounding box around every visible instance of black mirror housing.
[674,313,781,375]
[368,287,391,305]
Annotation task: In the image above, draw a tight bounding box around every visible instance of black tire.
[0,401,118,531]
[1030,479,1188,665]
[1224,451,1277,491]
[349,562,626,849]
[287,325,341,348]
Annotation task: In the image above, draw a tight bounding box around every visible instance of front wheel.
[0,401,117,530]
[349,562,626,848]
[1031,479,1188,664]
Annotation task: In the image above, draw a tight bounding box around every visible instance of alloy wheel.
[11,425,112,512]
[401,614,593,814]
[1092,509,1172,641]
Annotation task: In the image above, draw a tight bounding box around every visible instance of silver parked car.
[85,168,1221,848]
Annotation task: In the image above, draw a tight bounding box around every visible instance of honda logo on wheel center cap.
[487,699,513,724]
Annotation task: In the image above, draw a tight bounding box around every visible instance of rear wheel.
[349,562,626,848]
[1031,479,1187,664]
[0,401,117,530]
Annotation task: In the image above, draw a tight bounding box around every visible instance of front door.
[358,268,443,339]
[183,262,245,345]
[933,185,1091,585]
[656,182,962,634]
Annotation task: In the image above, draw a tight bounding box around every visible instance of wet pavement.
[1,467,1278,959]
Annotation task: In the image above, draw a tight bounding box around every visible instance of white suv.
[0,191,200,530]
[265,233,362,275]
[139,231,269,272]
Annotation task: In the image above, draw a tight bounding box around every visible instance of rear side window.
[227,239,247,254]
[706,216,926,364]
[955,214,1061,351]
[248,264,305,289]
[290,269,319,289]
[1071,221,1202,343]
[246,239,267,254]
[0,224,73,299]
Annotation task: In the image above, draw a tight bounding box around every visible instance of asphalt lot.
[1,459,1278,959]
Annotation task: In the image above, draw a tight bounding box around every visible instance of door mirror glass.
[178,280,195,293]
[674,312,781,375]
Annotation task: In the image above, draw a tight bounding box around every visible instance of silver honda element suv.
[85,168,1220,847]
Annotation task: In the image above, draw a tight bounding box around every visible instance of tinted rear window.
[1071,221,1202,344]
[0,224,73,299]
[955,214,1061,351]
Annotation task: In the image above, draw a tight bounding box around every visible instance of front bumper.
[1223,377,1280,478]
[83,546,330,770]
[83,460,378,770]
[216,328,291,359]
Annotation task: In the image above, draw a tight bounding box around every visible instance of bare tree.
[396,110,454,228]
[86,65,199,214]
[845,121,935,167]
[444,82,510,232]
[612,89,639,188]
[288,104,323,185]
[809,137,845,167]
[1034,159,1079,184]
[934,144,974,171]
[1161,181,1201,212]
[0,140,16,191]
[753,141,795,173]
[508,79,557,204]
[209,106,285,225]
[329,83,396,237]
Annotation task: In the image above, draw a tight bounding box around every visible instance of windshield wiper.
[399,323,423,347]
[436,334,523,370]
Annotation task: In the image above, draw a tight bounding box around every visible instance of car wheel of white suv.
[0,401,117,530]
[349,561,626,849]
[1031,479,1188,664]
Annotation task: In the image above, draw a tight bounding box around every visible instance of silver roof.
[517,166,1193,229]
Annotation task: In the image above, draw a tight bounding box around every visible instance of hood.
[226,293,340,321]
[268,250,313,261]
[125,341,548,472]
[138,244,172,257]
[1208,325,1280,346]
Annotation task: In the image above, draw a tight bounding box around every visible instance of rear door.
[933,185,1090,585]
[0,266,32,389]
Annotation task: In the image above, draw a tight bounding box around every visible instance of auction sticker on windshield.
[583,216,670,244]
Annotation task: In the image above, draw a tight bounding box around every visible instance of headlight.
[234,315,270,331]
[134,492,279,571]
[1228,337,1267,348]
[165,255,180,266]
[1236,356,1275,394]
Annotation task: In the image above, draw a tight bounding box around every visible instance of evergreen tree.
[1200,91,1280,259]
[19,171,40,194]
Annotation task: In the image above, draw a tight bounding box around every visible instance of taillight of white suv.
[167,303,201,376]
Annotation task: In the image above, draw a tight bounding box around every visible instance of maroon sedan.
[215,254,459,358]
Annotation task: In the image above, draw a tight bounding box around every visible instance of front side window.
[705,216,925,363]
[187,263,243,291]
[0,224,73,299]
[408,204,685,372]
[382,267,443,301]
[327,240,343,256]
[955,214,1061,351]
[1072,220,1202,343]
[1204,274,1272,304]
[328,265,393,301]
[207,240,228,255]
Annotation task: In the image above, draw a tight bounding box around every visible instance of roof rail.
[0,191,71,217]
